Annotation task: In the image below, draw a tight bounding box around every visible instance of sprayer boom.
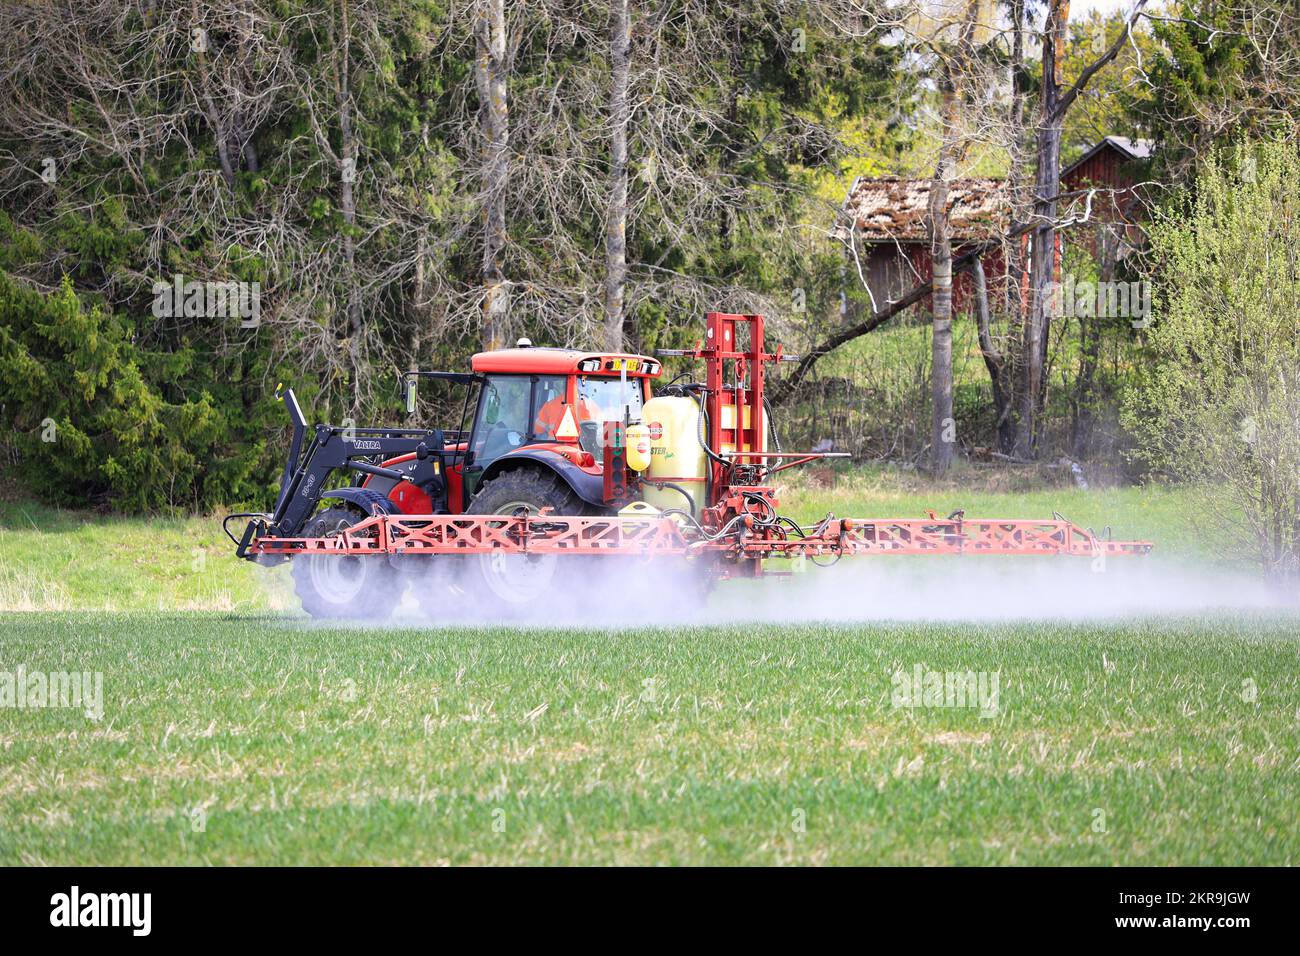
[248,508,1151,565]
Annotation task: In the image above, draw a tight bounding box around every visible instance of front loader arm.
[270,385,309,522]
[229,387,450,559]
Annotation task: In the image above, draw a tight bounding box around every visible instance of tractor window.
[577,375,644,424]
[471,375,567,466]
[531,376,570,440]
[576,375,646,462]
[472,376,531,466]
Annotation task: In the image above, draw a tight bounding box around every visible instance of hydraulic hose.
[762,395,782,454]
[690,386,729,468]
[653,481,697,518]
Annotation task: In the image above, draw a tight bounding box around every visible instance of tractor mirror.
[405,376,417,415]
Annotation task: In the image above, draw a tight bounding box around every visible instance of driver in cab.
[534,386,600,441]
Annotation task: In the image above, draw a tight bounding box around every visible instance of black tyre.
[291,507,402,620]
[462,468,586,612]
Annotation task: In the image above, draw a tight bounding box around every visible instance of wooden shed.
[834,176,1009,315]
[835,138,1153,316]
[1059,136,1153,260]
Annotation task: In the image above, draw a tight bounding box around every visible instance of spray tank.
[641,395,708,514]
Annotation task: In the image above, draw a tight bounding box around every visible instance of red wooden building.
[836,137,1152,315]
[835,176,1009,314]
[1059,135,1152,261]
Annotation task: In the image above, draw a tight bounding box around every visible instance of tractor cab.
[396,341,662,513]
[461,343,660,503]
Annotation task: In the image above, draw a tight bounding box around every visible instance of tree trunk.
[973,257,1013,444]
[928,146,956,476]
[926,1,980,476]
[999,0,1029,453]
[241,134,260,174]
[334,0,362,411]
[718,12,742,247]
[1013,0,1069,458]
[602,0,631,351]
[1071,224,1115,457]
[476,0,510,350]
[408,234,429,424]
[191,0,235,190]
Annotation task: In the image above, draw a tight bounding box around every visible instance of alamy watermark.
[1048,274,1151,329]
[50,886,150,936]
[891,664,1001,718]
[0,666,103,719]
[152,274,260,328]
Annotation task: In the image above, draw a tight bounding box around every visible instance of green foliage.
[1123,140,1300,577]
[0,266,281,511]
[0,270,211,509]
[1060,8,1157,163]
[1131,1,1299,175]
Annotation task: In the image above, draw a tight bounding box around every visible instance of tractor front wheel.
[291,507,401,620]
[462,468,586,613]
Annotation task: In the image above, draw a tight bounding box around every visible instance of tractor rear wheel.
[291,507,401,620]
[462,468,586,613]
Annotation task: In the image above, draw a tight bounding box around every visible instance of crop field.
[2,612,1297,865]
[1,478,1297,866]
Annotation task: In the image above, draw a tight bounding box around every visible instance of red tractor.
[228,312,1152,619]
[230,327,694,616]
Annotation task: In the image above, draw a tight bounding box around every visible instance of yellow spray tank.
[717,402,766,457]
[640,396,708,515]
[625,421,652,473]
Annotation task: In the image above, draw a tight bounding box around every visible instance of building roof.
[838,176,1009,243]
[1061,136,1154,181]
[838,139,1153,244]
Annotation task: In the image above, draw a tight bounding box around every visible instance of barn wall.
[853,243,1009,316]
[1061,145,1148,262]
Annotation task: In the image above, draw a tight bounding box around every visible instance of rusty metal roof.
[838,176,1009,243]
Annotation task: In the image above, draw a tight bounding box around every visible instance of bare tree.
[1013,0,1148,456]
[448,0,851,349]
[927,0,982,475]
[475,0,510,350]
[988,0,1031,453]
[603,0,632,350]
[331,0,363,409]
[972,257,1012,432]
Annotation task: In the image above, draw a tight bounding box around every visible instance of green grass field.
[2,613,1296,865]
[1,477,1296,865]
